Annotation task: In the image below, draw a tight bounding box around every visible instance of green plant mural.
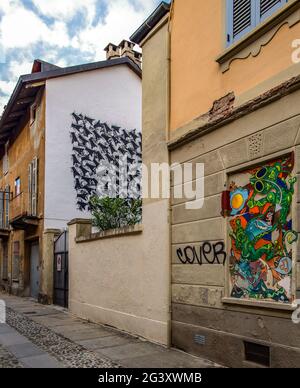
[227,154,298,303]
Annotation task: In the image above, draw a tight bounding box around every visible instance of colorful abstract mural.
[226,154,298,303]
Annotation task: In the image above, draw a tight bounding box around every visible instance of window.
[30,103,37,125]
[28,157,38,216]
[226,0,288,46]
[15,177,21,197]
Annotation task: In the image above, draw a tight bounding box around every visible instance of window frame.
[226,0,288,47]
[14,177,21,197]
[30,103,37,126]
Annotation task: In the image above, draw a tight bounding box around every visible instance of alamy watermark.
[96,157,205,210]
[292,39,300,64]
[0,300,6,324]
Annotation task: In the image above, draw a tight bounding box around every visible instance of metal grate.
[244,341,270,367]
[194,334,206,346]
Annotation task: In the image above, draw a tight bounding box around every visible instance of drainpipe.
[166,0,174,349]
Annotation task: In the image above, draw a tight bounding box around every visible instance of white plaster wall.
[45,65,141,229]
[69,203,170,345]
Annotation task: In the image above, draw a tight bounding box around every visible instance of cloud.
[0,0,164,113]
[1,7,70,48]
[31,0,99,24]
[71,0,161,58]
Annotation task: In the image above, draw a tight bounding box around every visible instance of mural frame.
[222,149,298,310]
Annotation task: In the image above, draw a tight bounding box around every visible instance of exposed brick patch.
[209,92,235,122]
[169,74,300,150]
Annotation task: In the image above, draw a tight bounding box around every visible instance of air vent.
[244,341,270,367]
[194,334,206,346]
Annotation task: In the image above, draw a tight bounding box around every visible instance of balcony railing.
[0,215,9,231]
[9,192,29,221]
[0,191,38,231]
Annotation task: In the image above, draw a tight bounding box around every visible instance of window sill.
[216,0,300,73]
[222,297,296,311]
[75,223,143,243]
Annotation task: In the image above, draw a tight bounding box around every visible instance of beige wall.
[69,220,169,344]
[170,0,300,134]
[68,20,171,345]
[170,87,300,367]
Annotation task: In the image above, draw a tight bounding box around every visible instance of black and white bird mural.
[70,112,142,212]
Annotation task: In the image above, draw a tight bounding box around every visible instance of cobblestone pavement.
[0,345,23,368]
[0,294,222,369]
[5,308,118,368]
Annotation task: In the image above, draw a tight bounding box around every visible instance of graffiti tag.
[176,242,227,266]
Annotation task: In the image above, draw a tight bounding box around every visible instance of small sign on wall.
[57,255,62,272]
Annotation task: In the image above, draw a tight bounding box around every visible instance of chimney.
[104,43,120,61]
[104,40,142,67]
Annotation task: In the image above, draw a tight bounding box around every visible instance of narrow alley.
[0,294,220,369]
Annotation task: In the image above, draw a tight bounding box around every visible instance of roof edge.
[130,1,170,45]
[0,57,142,140]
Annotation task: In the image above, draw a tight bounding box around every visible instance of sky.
[0,0,167,113]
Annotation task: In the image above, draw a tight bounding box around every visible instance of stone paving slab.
[19,354,62,369]
[96,342,166,361]
[0,324,15,335]
[0,332,30,347]
[31,315,82,327]
[6,342,44,359]
[120,349,219,368]
[78,335,138,350]
[56,328,114,342]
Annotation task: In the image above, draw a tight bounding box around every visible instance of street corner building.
[0,44,142,304]
[131,0,300,367]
